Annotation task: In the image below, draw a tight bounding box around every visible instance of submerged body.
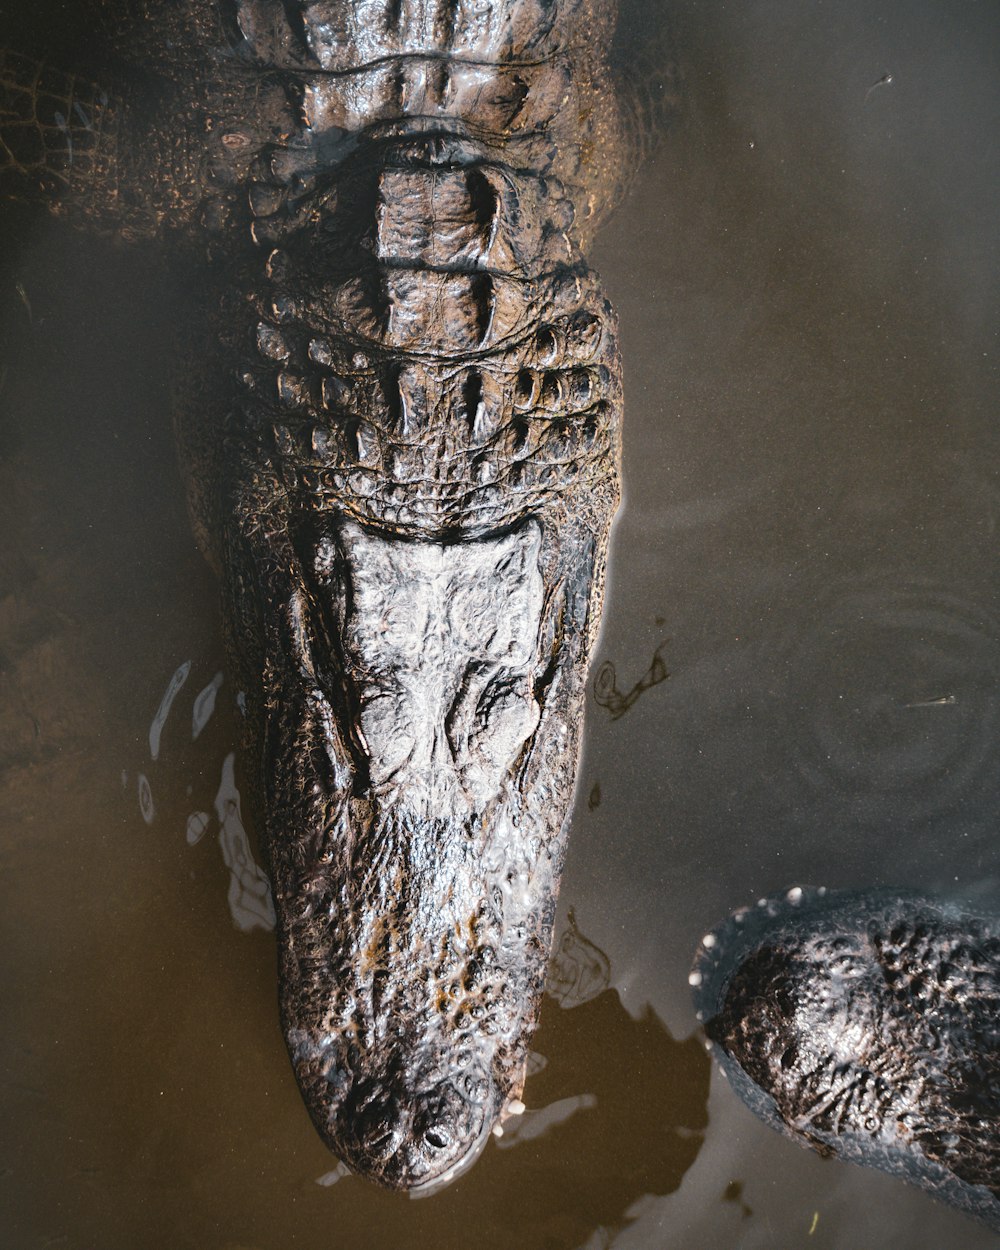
[1,0,673,1188]
[693,887,1000,1230]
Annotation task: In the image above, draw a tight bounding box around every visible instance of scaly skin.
[692,887,1000,1231]
[1,0,677,1190]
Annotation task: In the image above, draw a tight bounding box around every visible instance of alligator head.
[692,887,1000,1230]
[223,426,616,1186]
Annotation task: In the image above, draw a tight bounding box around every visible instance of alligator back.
[222,0,626,543]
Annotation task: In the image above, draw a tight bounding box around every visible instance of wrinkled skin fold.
[693,887,1000,1231]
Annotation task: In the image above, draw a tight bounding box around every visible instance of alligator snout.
[337,1073,495,1191]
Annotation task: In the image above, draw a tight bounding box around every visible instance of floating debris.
[593,641,669,720]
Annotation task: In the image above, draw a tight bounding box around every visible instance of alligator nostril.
[424,1126,451,1150]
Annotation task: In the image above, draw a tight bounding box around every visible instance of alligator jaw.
[228,494,595,1189]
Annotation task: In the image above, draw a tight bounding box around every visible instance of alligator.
[1,0,675,1190]
[691,886,1000,1231]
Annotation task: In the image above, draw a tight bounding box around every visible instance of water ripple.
[770,574,1000,826]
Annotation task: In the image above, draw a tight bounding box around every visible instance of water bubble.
[138,773,155,824]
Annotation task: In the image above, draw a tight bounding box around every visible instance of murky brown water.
[2,1,999,1246]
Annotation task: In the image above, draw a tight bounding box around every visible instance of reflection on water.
[214,752,276,933]
[547,910,612,1008]
[148,660,191,760]
[142,662,276,932]
[191,670,224,741]
[468,985,707,1250]
[184,809,210,845]
[137,770,155,823]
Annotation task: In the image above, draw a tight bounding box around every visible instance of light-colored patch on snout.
[333,518,545,818]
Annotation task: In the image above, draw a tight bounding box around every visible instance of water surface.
[1,1,999,1246]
